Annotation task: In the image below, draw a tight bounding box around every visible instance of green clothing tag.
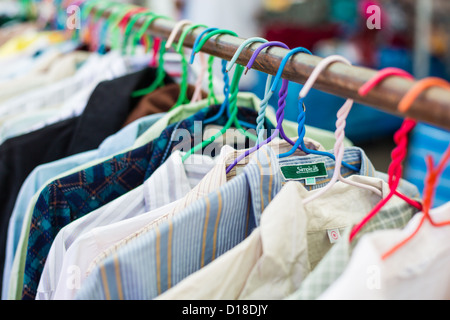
[280,162,328,182]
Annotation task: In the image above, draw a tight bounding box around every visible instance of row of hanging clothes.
[0,0,449,301]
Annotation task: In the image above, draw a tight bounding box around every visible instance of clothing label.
[279,162,327,183]
[327,228,341,244]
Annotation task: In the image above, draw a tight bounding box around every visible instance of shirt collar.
[97,114,165,159]
[143,150,216,212]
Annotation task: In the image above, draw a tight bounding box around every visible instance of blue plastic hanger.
[271,49,359,172]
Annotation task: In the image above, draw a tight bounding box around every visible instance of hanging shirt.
[46,138,324,300]
[0,51,130,145]
[155,152,419,300]
[9,91,351,300]
[2,66,174,300]
[18,104,273,300]
[74,143,382,301]
[9,92,274,301]
[0,50,90,104]
[37,149,216,300]
[1,113,164,300]
[74,144,282,300]
[317,201,450,300]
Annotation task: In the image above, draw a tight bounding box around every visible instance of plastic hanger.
[242,41,296,145]
[300,55,384,205]
[91,3,125,54]
[270,50,360,172]
[349,72,444,242]
[181,32,259,162]
[190,29,258,132]
[175,23,210,105]
[164,19,195,107]
[351,76,450,243]
[189,28,256,128]
[226,42,312,174]
[224,37,272,134]
[79,0,111,50]
[129,14,173,97]
[381,142,450,260]
[189,27,220,106]
[225,37,268,73]
[165,20,210,107]
[121,11,155,55]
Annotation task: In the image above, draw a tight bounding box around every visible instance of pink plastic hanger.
[301,55,383,205]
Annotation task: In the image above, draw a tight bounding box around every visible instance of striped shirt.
[74,144,391,300]
[75,145,282,300]
[36,151,215,300]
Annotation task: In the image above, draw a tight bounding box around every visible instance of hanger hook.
[243,41,297,144]
[176,23,208,53]
[165,19,192,49]
[122,11,155,54]
[226,37,268,73]
[245,41,290,75]
[190,28,239,64]
[358,67,414,97]
[398,77,450,113]
[298,55,350,99]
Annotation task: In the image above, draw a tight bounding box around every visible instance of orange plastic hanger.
[381,142,450,260]
[349,68,424,242]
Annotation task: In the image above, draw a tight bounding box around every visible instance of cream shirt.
[156,175,391,300]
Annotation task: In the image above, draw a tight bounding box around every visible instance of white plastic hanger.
[301,55,383,205]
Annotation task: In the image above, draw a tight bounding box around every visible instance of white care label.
[327,228,341,244]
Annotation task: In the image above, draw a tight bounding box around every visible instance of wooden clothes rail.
[87,4,450,131]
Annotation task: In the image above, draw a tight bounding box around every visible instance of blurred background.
[1,0,449,204]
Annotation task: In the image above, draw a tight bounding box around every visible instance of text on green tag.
[280,162,328,181]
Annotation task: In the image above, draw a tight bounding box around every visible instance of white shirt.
[0,49,90,105]
[156,174,390,300]
[0,50,131,143]
[36,151,216,300]
[319,201,450,300]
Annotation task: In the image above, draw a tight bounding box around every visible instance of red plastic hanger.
[381,142,450,260]
[380,77,450,259]
[349,68,424,242]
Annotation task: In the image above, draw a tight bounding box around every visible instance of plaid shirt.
[21,105,266,300]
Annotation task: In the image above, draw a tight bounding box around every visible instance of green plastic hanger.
[181,30,258,163]
[178,25,218,106]
[89,1,125,52]
[164,20,194,108]
[121,11,154,55]
[130,14,173,98]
